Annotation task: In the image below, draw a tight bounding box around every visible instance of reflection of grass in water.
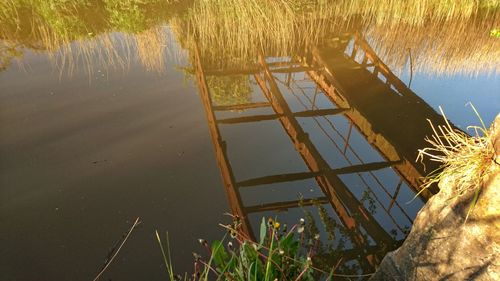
[135,26,167,73]
[207,75,252,106]
[105,0,147,33]
[49,28,168,77]
[174,0,499,76]
[175,0,345,69]
[0,42,22,70]
[0,0,178,74]
[299,202,365,276]
[1,0,499,76]
[368,16,500,76]
[338,0,491,26]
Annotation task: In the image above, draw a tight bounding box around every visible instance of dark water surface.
[1,1,499,280]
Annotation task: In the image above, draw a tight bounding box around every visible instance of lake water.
[1,1,499,280]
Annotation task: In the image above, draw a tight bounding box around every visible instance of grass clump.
[416,105,496,220]
[155,216,350,281]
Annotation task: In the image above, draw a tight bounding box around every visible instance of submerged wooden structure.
[192,32,455,272]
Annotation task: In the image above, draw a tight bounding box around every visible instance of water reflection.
[189,29,462,276]
[0,0,498,279]
[1,0,498,76]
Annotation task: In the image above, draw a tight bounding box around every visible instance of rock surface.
[369,114,500,281]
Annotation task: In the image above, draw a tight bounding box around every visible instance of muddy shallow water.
[1,1,499,280]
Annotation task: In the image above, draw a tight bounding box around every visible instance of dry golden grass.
[417,106,496,219]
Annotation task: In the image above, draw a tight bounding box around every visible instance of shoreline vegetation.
[154,216,376,281]
[417,105,496,220]
[0,0,499,76]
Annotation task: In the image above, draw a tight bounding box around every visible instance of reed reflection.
[0,0,498,77]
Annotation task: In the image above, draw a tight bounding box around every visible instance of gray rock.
[370,114,500,281]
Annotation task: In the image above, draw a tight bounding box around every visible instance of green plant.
[155,216,340,281]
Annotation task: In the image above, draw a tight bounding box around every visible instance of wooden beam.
[245,197,329,213]
[202,66,319,76]
[293,108,348,117]
[217,108,349,124]
[192,44,254,239]
[237,161,401,187]
[213,102,271,111]
[217,113,279,124]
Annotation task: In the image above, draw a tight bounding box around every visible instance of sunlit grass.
[416,105,496,220]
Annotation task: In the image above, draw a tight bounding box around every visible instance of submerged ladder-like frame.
[191,48,422,271]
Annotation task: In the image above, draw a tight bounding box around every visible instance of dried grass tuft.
[417,105,496,220]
